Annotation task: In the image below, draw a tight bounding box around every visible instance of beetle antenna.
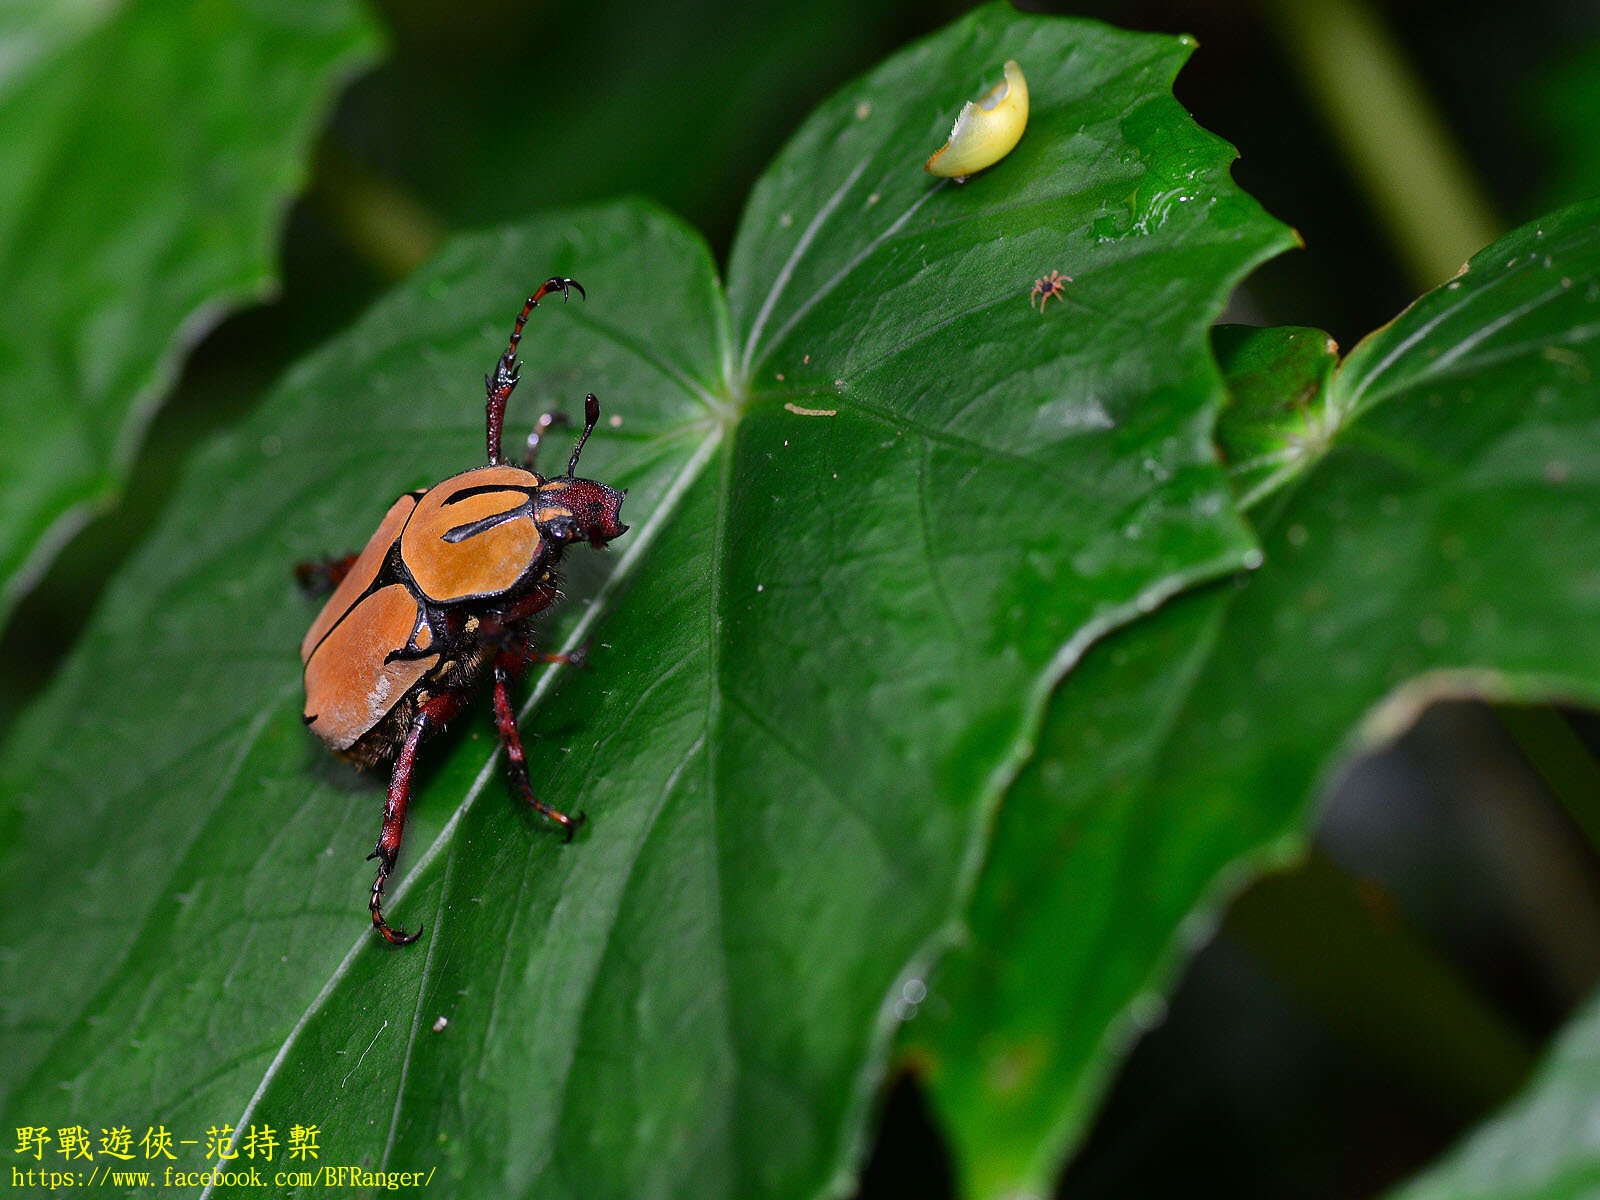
[566,393,601,476]
[484,276,585,465]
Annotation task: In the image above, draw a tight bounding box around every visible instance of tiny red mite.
[297,276,627,945]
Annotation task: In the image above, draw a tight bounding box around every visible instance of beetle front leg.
[294,552,358,597]
[485,276,585,465]
[492,657,585,840]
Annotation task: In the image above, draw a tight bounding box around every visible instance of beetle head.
[537,393,628,548]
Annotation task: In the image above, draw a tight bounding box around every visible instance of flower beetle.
[298,276,627,945]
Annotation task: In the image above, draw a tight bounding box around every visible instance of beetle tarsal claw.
[370,873,421,946]
[558,810,587,843]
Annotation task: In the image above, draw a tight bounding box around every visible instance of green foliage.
[909,200,1600,1198]
[0,7,1289,1197]
[6,2,1600,1197]
[0,0,381,628]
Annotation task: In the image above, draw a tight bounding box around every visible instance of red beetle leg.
[366,692,471,946]
[368,712,426,946]
[294,552,358,597]
[495,640,590,672]
[492,579,561,627]
[478,582,573,664]
[485,276,585,465]
[532,641,592,670]
[492,658,585,841]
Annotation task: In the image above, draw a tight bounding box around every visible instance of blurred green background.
[9,1,1600,1195]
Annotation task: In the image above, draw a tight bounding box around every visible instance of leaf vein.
[197,431,724,1199]
[738,157,871,380]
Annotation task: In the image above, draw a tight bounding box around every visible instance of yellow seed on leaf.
[925,59,1029,180]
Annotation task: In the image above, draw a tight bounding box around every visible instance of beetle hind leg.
[367,709,429,946]
[492,659,585,840]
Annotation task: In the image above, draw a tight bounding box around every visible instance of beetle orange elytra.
[297,276,628,945]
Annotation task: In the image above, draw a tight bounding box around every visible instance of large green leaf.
[1388,982,1600,1200]
[0,7,1289,1197]
[910,201,1600,1198]
[0,0,382,628]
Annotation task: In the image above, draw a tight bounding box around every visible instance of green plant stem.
[311,138,446,280]
[1260,0,1502,290]
[1229,850,1534,1117]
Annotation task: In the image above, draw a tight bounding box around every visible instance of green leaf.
[0,6,1289,1197]
[1213,323,1341,508]
[911,200,1600,1199]
[1387,983,1600,1200]
[0,0,382,628]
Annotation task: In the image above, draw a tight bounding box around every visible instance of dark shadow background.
[10,2,1600,1195]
